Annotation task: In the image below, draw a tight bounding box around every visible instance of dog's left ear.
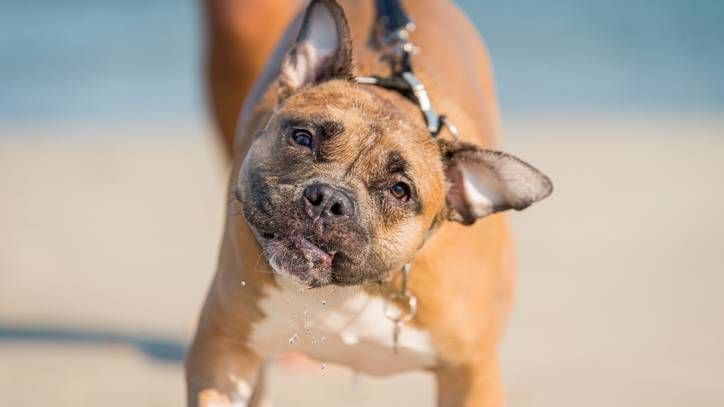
[441,140,553,225]
[278,0,354,100]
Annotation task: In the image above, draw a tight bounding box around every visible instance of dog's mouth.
[240,189,372,286]
[254,230,343,287]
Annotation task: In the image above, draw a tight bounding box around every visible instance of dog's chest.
[248,279,437,375]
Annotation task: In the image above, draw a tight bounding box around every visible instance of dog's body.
[188,1,552,406]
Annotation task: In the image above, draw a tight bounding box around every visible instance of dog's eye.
[389,182,410,201]
[291,129,313,149]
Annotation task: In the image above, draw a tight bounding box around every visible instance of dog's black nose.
[303,183,354,220]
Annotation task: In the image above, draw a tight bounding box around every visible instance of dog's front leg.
[434,357,505,407]
[185,324,267,407]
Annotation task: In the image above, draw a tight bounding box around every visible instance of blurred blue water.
[0,0,201,125]
[460,0,724,115]
[0,0,722,126]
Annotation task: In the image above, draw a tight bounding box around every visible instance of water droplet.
[288,333,299,344]
[320,363,327,370]
[303,310,310,317]
[321,300,327,306]
[240,281,246,287]
[320,336,327,343]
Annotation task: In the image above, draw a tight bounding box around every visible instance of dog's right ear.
[278,0,354,100]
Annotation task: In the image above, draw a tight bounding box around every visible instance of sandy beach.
[1,115,723,406]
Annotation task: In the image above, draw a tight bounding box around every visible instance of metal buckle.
[401,72,440,135]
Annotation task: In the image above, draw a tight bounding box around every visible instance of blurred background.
[1,0,722,406]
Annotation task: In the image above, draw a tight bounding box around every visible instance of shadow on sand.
[0,323,187,363]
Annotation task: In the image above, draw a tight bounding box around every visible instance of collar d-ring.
[384,263,418,353]
[384,264,417,322]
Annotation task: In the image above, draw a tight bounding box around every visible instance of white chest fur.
[248,278,437,375]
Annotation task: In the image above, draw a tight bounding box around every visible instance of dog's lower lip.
[294,237,333,264]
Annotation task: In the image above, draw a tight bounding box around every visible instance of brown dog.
[187,1,552,406]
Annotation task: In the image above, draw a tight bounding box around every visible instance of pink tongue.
[294,237,333,267]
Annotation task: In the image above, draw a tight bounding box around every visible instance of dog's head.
[237,0,552,287]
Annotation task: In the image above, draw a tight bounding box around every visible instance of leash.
[356,0,460,139]
[361,0,458,353]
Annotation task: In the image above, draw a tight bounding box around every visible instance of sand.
[1,115,722,406]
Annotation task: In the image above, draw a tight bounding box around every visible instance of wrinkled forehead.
[280,80,394,132]
[282,82,443,164]
[281,81,437,151]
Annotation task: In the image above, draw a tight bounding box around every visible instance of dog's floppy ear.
[441,140,553,225]
[278,0,354,100]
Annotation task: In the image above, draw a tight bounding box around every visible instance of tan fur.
[189,1,522,406]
